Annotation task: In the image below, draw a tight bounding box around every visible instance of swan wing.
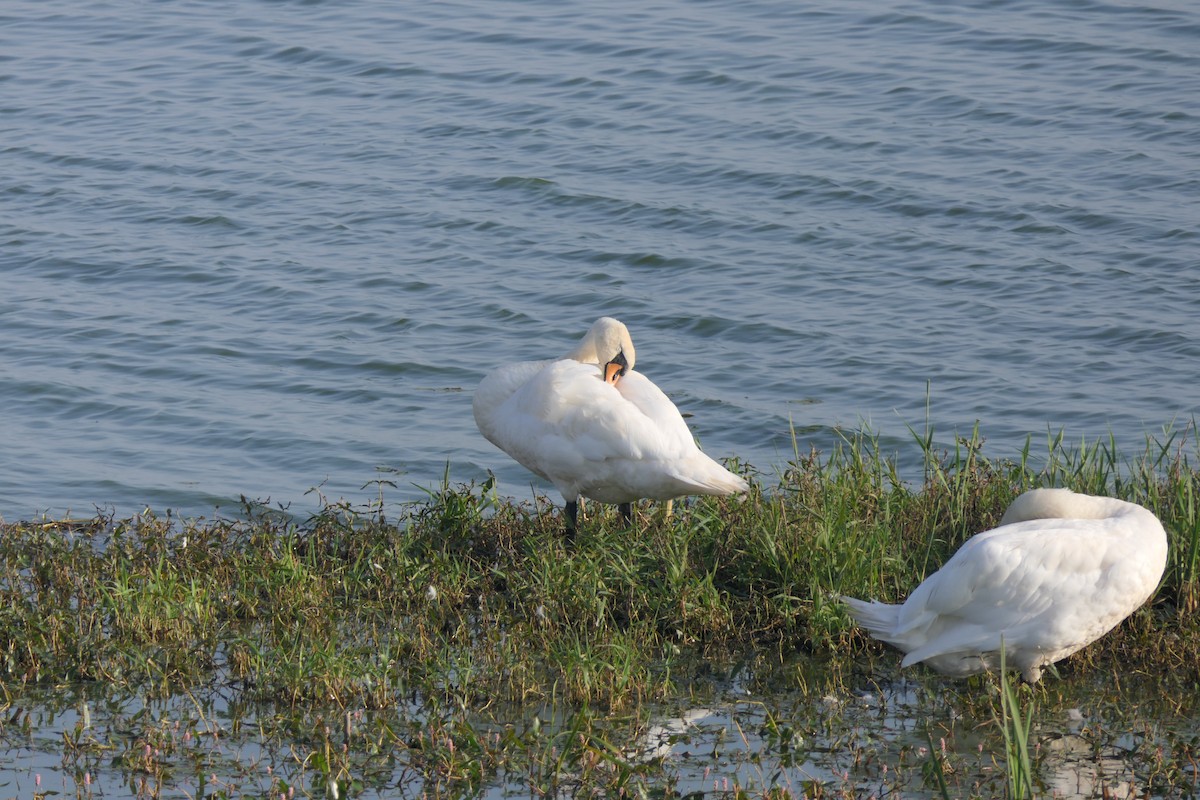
[613,370,707,454]
[615,370,748,496]
[477,359,663,495]
[897,518,1157,665]
[480,359,744,502]
[473,358,554,450]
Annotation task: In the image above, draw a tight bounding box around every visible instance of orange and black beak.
[603,351,628,385]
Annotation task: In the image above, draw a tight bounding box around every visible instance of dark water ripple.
[1,0,1198,519]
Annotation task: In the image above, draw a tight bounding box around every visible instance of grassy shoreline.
[4,424,1199,704]
[2,425,1199,796]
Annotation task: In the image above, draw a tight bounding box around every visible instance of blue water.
[2,0,1198,520]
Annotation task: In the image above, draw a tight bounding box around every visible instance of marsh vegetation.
[2,425,1198,798]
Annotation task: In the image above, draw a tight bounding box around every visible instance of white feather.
[841,488,1168,682]
[473,318,747,510]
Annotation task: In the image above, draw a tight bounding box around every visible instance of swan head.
[568,317,637,372]
[604,350,629,384]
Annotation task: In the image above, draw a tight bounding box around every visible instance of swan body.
[473,317,747,529]
[841,488,1168,682]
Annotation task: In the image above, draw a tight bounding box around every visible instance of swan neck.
[999,489,1149,525]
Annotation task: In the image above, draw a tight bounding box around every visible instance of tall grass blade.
[996,643,1036,799]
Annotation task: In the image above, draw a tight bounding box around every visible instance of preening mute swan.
[472,317,748,532]
[841,488,1168,683]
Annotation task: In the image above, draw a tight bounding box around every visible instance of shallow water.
[2,0,1198,519]
[3,663,1196,799]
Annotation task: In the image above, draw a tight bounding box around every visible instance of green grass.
[997,644,1036,800]
[2,423,1200,797]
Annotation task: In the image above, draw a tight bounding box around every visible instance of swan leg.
[565,500,579,537]
[618,502,633,526]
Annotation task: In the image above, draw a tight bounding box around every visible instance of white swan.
[473,317,748,532]
[841,488,1168,683]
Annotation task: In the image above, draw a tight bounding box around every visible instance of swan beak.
[604,351,629,385]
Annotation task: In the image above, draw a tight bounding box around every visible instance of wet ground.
[3,657,1196,799]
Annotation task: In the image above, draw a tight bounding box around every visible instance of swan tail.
[670,457,749,497]
[673,472,748,498]
[694,471,749,496]
[839,595,902,639]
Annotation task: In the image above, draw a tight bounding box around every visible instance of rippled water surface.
[2,0,1198,519]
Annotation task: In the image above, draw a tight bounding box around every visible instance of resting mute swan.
[841,488,1168,683]
[473,317,748,533]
